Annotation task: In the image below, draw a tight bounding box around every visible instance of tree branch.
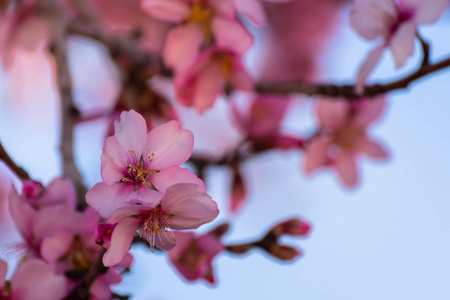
[0,141,30,180]
[44,0,88,210]
[64,248,108,300]
[255,55,450,99]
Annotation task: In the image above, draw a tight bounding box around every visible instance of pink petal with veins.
[161,184,219,230]
[114,110,147,156]
[145,120,194,170]
[151,166,206,194]
[103,217,141,267]
[101,136,127,185]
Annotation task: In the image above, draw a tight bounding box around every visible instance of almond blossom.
[9,181,131,300]
[350,0,448,93]
[167,231,224,284]
[86,110,205,218]
[0,258,67,300]
[96,183,219,267]
[141,0,256,73]
[304,97,388,187]
[174,47,253,113]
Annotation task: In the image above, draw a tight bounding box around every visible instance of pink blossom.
[86,110,205,218]
[304,97,388,187]
[99,183,219,267]
[167,231,224,284]
[232,95,289,140]
[174,48,253,113]
[350,0,448,93]
[0,258,67,300]
[21,178,76,210]
[141,0,254,73]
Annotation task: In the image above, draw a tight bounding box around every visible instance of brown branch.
[64,248,108,300]
[0,141,30,180]
[255,55,450,99]
[43,0,88,210]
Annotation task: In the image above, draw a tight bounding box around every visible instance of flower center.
[66,235,93,270]
[333,125,365,149]
[187,1,214,45]
[121,150,158,188]
[138,207,176,252]
[177,241,209,272]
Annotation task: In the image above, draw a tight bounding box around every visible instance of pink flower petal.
[114,110,147,156]
[40,229,73,265]
[192,61,224,113]
[86,182,159,218]
[353,96,386,127]
[197,233,224,258]
[9,187,36,241]
[103,217,141,267]
[350,0,395,40]
[154,230,177,251]
[389,20,416,68]
[141,0,191,23]
[212,17,253,55]
[303,137,332,174]
[335,151,358,187]
[316,99,349,129]
[168,231,194,260]
[145,120,194,170]
[163,23,203,73]
[229,64,253,92]
[161,183,219,230]
[358,138,389,159]
[151,166,206,194]
[11,259,67,300]
[0,258,6,287]
[33,205,81,242]
[232,0,267,25]
[355,43,386,94]
[106,206,149,225]
[101,136,127,185]
[403,0,448,24]
[44,178,76,209]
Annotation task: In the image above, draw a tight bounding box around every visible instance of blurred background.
[1,1,450,299]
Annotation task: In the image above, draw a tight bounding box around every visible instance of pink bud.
[230,168,247,213]
[274,218,311,237]
[22,180,43,199]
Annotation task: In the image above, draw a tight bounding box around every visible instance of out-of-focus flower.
[229,167,247,213]
[86,110,205,218]
[174,48,253,113]
[9,180,130,300]
[141,0,254,73]
[167,231,224,284]
[98,183,219,267]
[304,97,388,187]
[0,258,67,300]
[21,178,76,210]
[351,0,448,93]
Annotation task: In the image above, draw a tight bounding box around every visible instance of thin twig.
[64,248,108,300]
[255,55,450,99]
[0,141,30,180]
